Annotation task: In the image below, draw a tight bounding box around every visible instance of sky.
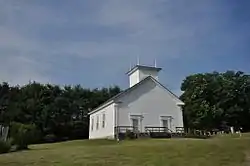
[0,0,250,96]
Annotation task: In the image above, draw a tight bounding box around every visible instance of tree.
[10,122,38,150]
[180,71,250,131]
[0,82,121,143]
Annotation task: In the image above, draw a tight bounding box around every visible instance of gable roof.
[88,76,184,115]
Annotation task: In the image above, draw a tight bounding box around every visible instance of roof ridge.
[88,76,184,115]
[149,77,184,105]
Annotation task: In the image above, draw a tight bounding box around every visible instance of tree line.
[180,70,250,132]
[0,82,121,142]
[0,70,249,143]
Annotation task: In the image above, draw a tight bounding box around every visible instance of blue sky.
[0,0,249,96]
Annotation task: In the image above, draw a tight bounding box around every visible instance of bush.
[70,121,89,139]
[0,139,11,154]
[10,122,38,150]
[125,130,136,140]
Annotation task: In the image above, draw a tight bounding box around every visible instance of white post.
[115,102,122,142]
[114,103,118,141]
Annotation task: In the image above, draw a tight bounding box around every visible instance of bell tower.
[126,60,162,87]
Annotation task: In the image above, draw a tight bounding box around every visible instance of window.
[91,118,94,131]
[102,113,105,128]
[96,115,99,130]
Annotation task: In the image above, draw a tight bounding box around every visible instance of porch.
[114,126,185,140]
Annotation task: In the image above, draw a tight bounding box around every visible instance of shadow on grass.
[83,139,118,146]
[28,139,118,150]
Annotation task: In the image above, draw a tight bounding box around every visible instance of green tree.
[180,71,250,131]
[0,81,121,143]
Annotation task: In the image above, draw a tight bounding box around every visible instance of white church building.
[88,64,185,139]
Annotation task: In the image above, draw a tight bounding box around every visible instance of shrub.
[10,122,38,150]
[125,130,136,140]
[150,132,171,138]
[184,133,210,139]
[70,121,89,139]
[0,139,11,154]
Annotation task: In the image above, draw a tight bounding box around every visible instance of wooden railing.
[114,126,186,140]
[115,126,139,133]
[115,126,185,134]
[145,127,173,133]
[114,126,140,140]
[176,127,185,133]
[115,126,184,133]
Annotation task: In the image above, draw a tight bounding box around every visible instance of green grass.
[1,134,250,166]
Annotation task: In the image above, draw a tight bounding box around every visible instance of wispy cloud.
[0,0,249,91]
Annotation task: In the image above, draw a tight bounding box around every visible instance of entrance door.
[162,119,169,132]
[132,118,139,132]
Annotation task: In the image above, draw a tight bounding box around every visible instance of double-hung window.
[96,115,99,130]
[102,113,105,128]
[91,118,94,131]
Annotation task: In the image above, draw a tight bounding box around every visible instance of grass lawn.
[1,134,250,166]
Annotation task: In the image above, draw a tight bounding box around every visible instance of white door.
[132,118,139,131]
[162,119,169,132]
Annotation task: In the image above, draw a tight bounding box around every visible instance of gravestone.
[0,125,9,141]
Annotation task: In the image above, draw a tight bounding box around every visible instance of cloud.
[0,0,249,90]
